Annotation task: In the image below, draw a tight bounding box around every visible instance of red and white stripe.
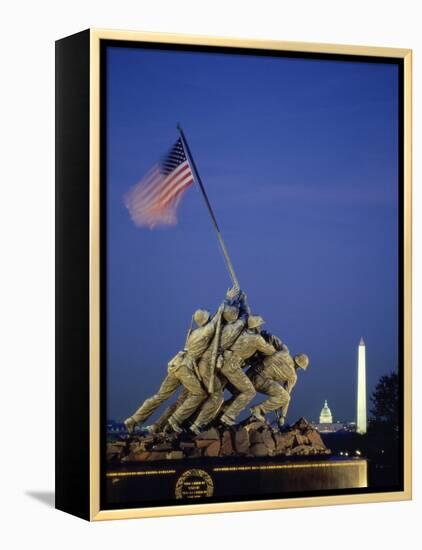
[124,160,194,228]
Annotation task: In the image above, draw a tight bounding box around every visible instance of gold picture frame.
[56,28,412,521]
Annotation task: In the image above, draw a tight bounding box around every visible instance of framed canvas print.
[55,29,412,521]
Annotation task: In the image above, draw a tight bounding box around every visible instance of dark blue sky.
[106,45,399,424]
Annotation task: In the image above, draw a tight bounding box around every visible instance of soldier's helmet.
[294,353,309,370]
[193,309,210,327]
[248,315,265,330]
[223,305,239,323]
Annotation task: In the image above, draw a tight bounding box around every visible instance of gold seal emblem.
[175,469,214,499]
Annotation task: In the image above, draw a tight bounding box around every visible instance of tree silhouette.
[369,371,399,442]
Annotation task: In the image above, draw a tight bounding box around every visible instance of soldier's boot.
[220,413,236,426]
[250,405,266,423]
[278,415,286,427]
[144,424,159,434]
[124,416,137,434]
[162,423,172,434]
[189,422,202,435]
[167,416,183,434]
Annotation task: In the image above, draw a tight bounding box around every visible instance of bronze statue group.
[124,286,309,436]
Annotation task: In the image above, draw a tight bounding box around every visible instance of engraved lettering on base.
[175,469,214,499]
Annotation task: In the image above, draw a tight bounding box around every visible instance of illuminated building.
[319,400,333,424]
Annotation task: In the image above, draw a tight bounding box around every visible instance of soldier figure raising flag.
[123,126,309,434]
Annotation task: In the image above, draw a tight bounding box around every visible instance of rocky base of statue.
[107,417,330,464]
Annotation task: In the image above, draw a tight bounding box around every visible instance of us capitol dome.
[319,400,333,424]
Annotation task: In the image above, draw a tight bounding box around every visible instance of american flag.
[124,138,195,228]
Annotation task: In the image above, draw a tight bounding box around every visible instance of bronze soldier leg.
[131,372,181,425]
[218,380,238,416]
[251,375,290,417]
[152,389,189,432]
[169,366,207,426]
[220,363,256,424]
[192,375,224,428]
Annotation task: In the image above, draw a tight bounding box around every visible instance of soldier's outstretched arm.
[256,336,276,356]
[208,302,225,329]
[261,330,283,351]
[226,284,240,302]
[239,291,251,316]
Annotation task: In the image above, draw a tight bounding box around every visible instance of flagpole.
[177,123,240,290]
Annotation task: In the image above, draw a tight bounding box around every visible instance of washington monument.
[357,337,367,434]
